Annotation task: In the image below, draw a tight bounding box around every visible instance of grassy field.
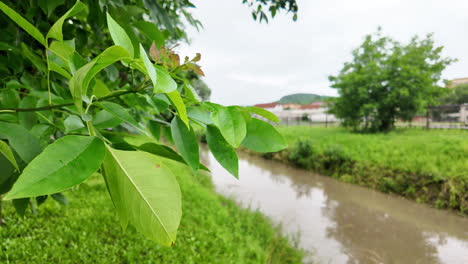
[0,171,303,263]
[269,126,468,213]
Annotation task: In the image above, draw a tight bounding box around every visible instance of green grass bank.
[263,126,468,214]
[0,171,304,263]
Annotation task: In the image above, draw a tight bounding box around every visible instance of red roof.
[254,102,278,109]
[300,102,324,109]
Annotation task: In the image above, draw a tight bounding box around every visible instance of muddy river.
[201,149,468,264]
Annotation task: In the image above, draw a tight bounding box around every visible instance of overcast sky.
[178,0,468,105]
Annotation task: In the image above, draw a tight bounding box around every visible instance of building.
[447,77,468,88]
[254,101,338,123]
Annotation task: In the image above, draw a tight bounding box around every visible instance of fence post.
[426,107,430,130]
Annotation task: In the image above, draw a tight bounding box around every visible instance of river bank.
[0,170,304,263]
[257,126,468,214]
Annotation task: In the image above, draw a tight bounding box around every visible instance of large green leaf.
[4,136,105,200]
[212,106,246,148]
[102,147,182,246]
[106,13,134,58]
[206,125,238,178]
[166,90,189,126]
[46,0,87,42]
[0,1,46,46]
[154,65,177,93]
[171,116,199,171]
[245,106,280,123]
[0,121,42,163]
[0,140,19,170]
[241,118,287,153]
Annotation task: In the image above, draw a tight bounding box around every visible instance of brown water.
[201,149,468,264]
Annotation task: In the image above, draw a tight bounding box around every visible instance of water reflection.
[203,148,468,264]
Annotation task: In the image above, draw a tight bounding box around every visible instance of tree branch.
[0,89,142,113]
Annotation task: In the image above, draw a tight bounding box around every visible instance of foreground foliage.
[266,126,468,214]
[0,0,289,245]
[0,169,304,263]
[329,29,455,132]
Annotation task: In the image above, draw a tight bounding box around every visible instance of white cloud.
[177,0,468,105]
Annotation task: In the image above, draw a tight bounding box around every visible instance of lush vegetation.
[278,93,330,105]
[0,0,296,248]
[329,29,455,132]
[0,167,304,263]
[262,126,468,214]
[442,83,468,105]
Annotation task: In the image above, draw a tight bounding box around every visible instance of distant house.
[281,103,301,110]
[447,77,468,88]
[253,101,337,123]
[254,102,282,111]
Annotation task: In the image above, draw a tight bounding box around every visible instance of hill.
[279,93,330,105]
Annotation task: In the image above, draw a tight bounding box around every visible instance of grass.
[279,126,467,180]
[0,171,304,263]
[266,126,467,213]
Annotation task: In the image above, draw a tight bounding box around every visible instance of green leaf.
[106,13,134,58]
[47,0,87,42]
[21,43,47,73]
[241,118,287,153]
[48,41,74,62]
[166,90,189,126]
[212,106,246,148]
[51,193,68,205]
[38,0,64,17]
[36,195,48,206]
[98,101,144,133]
[245,106,280,123]
[18,96,37,130]
[1,89,19,108]
[134,21,165,48]
[69,45,130,112]
[171,116,199,171]
[137,142,210,172]
[140,44,157,88]
[93,109,123,129]
[0,140,19,170]
[206,125,238,178]
[12,198,29,217]
[154,65,177,93]
[64,115,84,133]
[148,120,161,140]
[0,121,42,163]
[0,1,46,46]
[93,79,111,97]
[4,136,105,200]
[102,147,182,246]
[49,62,72,79]
[188,107,212,124]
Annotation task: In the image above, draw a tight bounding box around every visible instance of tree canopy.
[0,0,295,244]
[442,83,468,105]
[329,30,455,132]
